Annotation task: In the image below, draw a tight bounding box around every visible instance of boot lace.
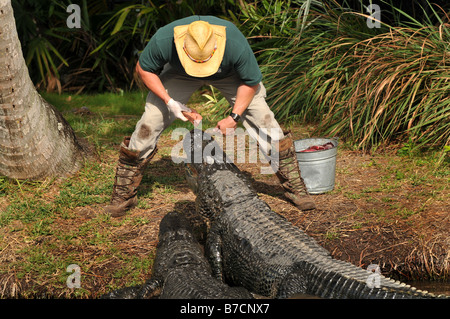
[277,148,307,194]
[111,163,140,202]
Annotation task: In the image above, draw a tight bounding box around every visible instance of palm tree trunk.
[0,0,88,180]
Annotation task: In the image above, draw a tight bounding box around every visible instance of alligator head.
[182,129,236,195]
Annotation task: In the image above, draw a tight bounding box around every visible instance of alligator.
[183,129,448,299]
[101,211,253,299]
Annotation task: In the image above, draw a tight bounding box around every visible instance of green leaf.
[111,8,131,35]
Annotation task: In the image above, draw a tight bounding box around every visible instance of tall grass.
[315,25,449,150]
[226,0,450,151]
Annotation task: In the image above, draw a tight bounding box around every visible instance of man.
[104,15,315,217]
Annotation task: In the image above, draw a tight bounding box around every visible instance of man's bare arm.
[136,61,171,104]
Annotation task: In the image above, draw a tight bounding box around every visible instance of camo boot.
[275,133,316,211]
[103,137,157,217]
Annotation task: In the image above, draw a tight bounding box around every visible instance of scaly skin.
[101,211,253,299]
[183,129,448,299]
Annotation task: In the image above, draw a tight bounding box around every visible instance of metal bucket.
[294,138,338,194]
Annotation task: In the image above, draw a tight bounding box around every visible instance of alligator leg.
[206,223,223,281]
[137,278,162,299]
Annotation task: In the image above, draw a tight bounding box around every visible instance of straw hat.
[174,21,226,77]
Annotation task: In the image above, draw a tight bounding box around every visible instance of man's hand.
[214,83,257,135]
[215,116,237,135]
[182,109,203,126]
[167,98,190,121]
[166,99,203,125]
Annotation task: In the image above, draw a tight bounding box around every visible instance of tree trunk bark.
[0,0,88,180]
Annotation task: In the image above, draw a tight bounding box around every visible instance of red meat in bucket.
[300,142,335,152]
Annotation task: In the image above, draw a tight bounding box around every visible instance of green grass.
[0,90,214,298]
[41,91,147,115]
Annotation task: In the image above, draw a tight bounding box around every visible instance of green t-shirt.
[138,15,262,86]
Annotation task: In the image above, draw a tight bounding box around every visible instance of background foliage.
[229,0,449,151]
[11,0,450,151]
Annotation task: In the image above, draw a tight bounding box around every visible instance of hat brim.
[174,24,226,78]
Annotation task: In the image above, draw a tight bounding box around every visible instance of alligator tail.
[279,260,447,299]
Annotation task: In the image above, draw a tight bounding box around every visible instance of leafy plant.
[12,0,69,91]
[221,0,450,151]
[201,85,220,106]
